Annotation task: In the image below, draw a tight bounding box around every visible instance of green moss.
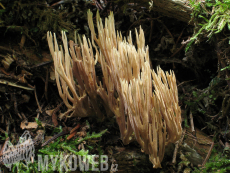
[193,153,230,173]
[187,0,230,51]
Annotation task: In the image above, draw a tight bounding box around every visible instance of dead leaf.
[20,121,46,129]
[46,108,55,116]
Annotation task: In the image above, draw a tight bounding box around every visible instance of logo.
[1,130,35,170]
[38,154,118,172]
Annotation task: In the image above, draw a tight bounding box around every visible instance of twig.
[185,131,197,139]
[158,19,175,44]
[210,113,220,119]
[0,73,25,83]
[127,17,161,37]
[34,86,42,113]
[175,27,185,46]
[170,44,185,58]
[149,19,153,43]
[178,79,195,86]
[201,142,214,167]
[0,46,21,55]
[0,79,34,91]
[36,113,40,119]
[181,37,191,45]
[189,111,195,134]
[95,0,104,10]
[6,119,9,134]
[45,68,49,101]
[0,108,4,123]
[0,67,11,75]
[172,130,186,164]
[17,113,22,119]
[30,60,53,69]
[12,93,18,115]
[219,139,224,148]
[21,112,28,123]
[20,34,26,49]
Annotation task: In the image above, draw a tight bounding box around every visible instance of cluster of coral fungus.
[47,10,182,168]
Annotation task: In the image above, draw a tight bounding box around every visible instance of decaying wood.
[126,0,192,23]
[152,0,192,23]
[182,127,213,166]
